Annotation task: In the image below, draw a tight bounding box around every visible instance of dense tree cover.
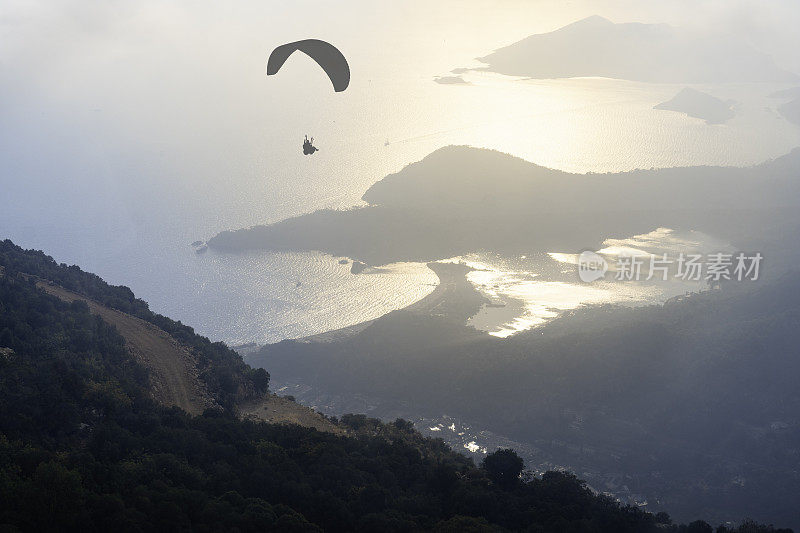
[255,273,800,529]
[0,260,629,531]
[0,240,792,531]
[0,239,268,409]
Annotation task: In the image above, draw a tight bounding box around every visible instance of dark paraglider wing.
[267,39,350,92]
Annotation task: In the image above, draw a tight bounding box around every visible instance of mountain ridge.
[209,145,800,267]
[473,16,797,83]
[4,237,780,531]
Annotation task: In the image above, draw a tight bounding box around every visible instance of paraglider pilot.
[303,135,318,155]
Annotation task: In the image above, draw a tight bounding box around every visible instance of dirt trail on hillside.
[37,282,214,415]
[37,281,339,432]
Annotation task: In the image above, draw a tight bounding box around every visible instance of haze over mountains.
[8,239,706,531]
[209,137,800,527]
[474,15,797,83]
[252,265,800,528]
[209,145,800,269]
[5,3,800,531]
[212,142,800,526]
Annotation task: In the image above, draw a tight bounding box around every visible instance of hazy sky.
[2,0,799,342]
[4,1,799,152]
[3,1,799,159]
[2,0,799,241]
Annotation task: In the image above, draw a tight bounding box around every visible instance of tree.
[655,511,672,524]
[685,520,713,533]
[249,367,270,394]
[480,448,524,488]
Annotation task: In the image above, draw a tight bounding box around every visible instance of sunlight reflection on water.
[451,228,722,337]
[2,1,798,345]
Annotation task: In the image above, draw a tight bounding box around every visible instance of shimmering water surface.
[455,228,725,337]
[2,1,799,343]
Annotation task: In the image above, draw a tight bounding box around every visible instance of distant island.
[473,15,796,83]
[434,75,470,85]
[654,87,735,124]
[208,145,800,265]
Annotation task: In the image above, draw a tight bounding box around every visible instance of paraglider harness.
[303,135,318,155]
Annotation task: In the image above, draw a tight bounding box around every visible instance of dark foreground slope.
[252,271,800,530]
[0,240,269,412]
[3,239,782,532]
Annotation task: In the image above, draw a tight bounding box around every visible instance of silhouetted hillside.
[654,88,735,124]
[251,271,800,529]
[474,16,796,82]
[4,239,784,531]
[209,146,800,269]
[0,240,267,410]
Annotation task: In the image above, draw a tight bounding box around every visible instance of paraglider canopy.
[267,39,350,92]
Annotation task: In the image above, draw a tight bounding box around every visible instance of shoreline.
[237,261,489,350]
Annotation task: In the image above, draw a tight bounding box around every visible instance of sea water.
[2,1,799,344]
